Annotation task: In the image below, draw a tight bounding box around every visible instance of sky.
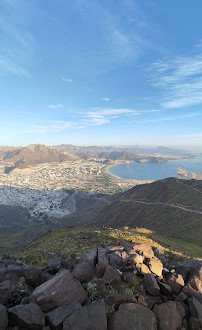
[0,0,202,149]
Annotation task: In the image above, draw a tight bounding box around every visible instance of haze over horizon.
[1,0,202,148]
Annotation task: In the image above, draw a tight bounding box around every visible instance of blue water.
[109,154,202,181]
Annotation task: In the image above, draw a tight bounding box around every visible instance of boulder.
[91,279,106,295]
[153,301,182,330]
[102,265,121,284]
[5,264,23,282]
[45,304,81,329]
[148,257,163,277]
[130,253,144,265]
[176,292,188,302]
[188,296,202,319]
[23,265,42,288]
[0,266,6,282]
[128,244,155,259]
[143,274,160,296]
[158,282,172,295]
[30,270,87,312]
[0,304,8,329]
[72,262,95,283]
[137,263,151,275]
[0,280,11,304]
[63,301,107,330]
[48,256,62,271]
[182,262,202,300]
[108,303,157,330]
[123,272,139,283]
[166,273,184,294]
[137,295,148,307]
[84,249,97,267]
[8,303,45,329]
[174,265,190,282]
[189,317,202,330]
[96,248,109,278]
[108,294,137,309]
[109,251,123,269]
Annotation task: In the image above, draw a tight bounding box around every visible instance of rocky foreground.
[0,243,201,330]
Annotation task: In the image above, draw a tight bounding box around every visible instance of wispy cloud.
[135,112,200,124]
[81,108,160,126]
[102,97,110,102]
[48,104,64,109]
[27,107,160,133]
[26,121,85,133]
[149,51,202,109]
[60,75,72,83]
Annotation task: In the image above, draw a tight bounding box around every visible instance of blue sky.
[1,0,202,148]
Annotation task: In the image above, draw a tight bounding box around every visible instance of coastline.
[104,161,153,186]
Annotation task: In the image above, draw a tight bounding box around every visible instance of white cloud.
[102,97,110,102]
[26,121,84,133]
[48,104,64,109]
[150,51,202,109]
[60,75,72,83]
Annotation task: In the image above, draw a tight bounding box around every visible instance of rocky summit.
[0,243,201,330]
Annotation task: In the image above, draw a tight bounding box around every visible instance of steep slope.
[2,144,79,170]
[89,178,202,246]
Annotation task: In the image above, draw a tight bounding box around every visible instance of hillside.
[88,178,202,246]
[1,144,79,171]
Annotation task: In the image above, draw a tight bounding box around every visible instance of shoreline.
[104,161,153,186]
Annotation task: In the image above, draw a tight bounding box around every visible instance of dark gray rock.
[102,265,121,284]
[72,262,95,283]
[0,304,8,329]
[174,265,190,282]
[182,262,202,301]
[0,280,11,304]
[30,270,87,312]
[23,265,42,288]
[108,294,137,310]
[153,301,182,330]
[5,264,23,282]
[84,249,97,268]
[46,304,81,329]
[108,303,157,330]
[96,248,109,278]
[8,303,45,329]
[176,291,188,302]
[0,266,6,283]
[158,281,172,295]
[48,257,62,270]
[143,274,160,296]
[188,296,202,319]
[63,301,107,330]
[109,251,123,269]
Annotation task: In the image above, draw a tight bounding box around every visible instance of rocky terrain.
[0,243,201,329]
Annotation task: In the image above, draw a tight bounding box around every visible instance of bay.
[108,154,202,181]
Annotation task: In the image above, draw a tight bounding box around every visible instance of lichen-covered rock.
[30,270,87,312]
[108,303,157,330]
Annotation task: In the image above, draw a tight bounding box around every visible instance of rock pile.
[0,243,201,329]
